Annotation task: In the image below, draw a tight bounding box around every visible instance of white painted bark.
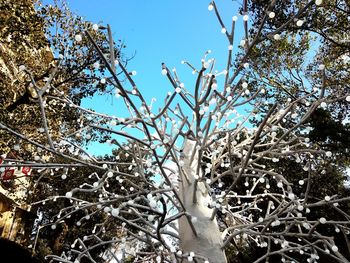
[178,139,227,263]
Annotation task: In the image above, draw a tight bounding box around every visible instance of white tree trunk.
[178,139,227,263]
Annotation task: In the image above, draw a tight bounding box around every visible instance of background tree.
[0,0,130,259]
[0,0,130,154]
[245,0,350,163]
[1,1,350,263]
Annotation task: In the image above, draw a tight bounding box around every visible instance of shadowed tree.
[0,238,40,263]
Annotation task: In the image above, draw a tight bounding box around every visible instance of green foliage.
[309,108,350,162]
[0,0,129,154]
[0,0,131,260]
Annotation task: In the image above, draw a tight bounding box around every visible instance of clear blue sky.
[65,0,243,100]
[46,1,244,155]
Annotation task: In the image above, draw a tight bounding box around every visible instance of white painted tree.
[1,1,350,262]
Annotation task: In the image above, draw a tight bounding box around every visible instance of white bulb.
[75,34,82,42]
[228,44,233,50]
[61,174,67,180]
[319,217,327,224]
[302,222,310,229]
[296,20,304,27]
[221,28,227,34]
[325,151,332,157]
[103,206,111,213]
[92,24,99,31]
[298,179,304,185]
[93,62,100,69]
[346,96,350,102]
[175,87,181,93]
[132,70,137,76]
[232,16,238,21]
[269,12,275,18]
[111,208,119,217]
[107,171,113,178]
[315,0,322,5]
[325,196,331,201]
[243,62,249,68]
[161,69,167,75]
[274,34,281,40]
[320,102,327,108]
[319,64,325,70]
[65,192,72,198]
[243,15,249,21]
[242,82,248,89]
[288,193,295,200]
[208,4,214,11]
[332,245,338,252]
